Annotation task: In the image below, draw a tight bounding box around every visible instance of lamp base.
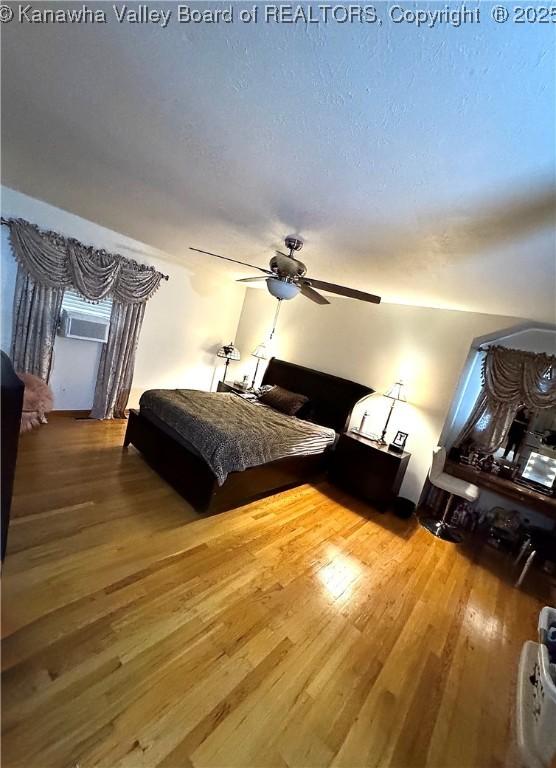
[420,517,464,544]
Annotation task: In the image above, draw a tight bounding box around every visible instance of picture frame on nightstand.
[389,430,408,454]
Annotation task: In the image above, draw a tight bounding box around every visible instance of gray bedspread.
[139,389,336,485]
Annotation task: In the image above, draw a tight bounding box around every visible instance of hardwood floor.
[2,416,551,768]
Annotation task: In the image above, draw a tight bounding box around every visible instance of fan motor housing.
[285,235,303,252]
[270,253,307,278]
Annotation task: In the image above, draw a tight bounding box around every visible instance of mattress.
[139,388,336,485]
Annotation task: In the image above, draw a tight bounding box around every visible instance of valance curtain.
[7,218,165,303]
[456,345,556,453]
[3,218,168,419]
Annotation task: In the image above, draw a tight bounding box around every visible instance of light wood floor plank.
[2,415,552,767]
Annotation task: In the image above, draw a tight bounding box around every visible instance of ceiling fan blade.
[305,278,381,304]
[299,282,330,305]
[236,276,268,283]
[189,247,272,274]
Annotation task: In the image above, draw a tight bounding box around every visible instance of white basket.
[517,641,556,768]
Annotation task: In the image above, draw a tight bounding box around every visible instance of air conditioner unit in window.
[59,310,110,343]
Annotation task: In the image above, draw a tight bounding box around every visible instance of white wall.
[234,288,529,502]
[0,187,246,409]
[497,328,556,354]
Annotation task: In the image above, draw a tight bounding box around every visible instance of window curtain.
[90,301,145,419]
[11,267,64,381]
[2,218,168,419]
[456,345,556,453]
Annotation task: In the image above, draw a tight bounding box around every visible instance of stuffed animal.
[16,372,54,433]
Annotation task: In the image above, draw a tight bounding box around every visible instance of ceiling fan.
[189,235,381,305]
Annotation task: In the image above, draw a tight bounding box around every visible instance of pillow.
[296,399,317,422]
[255,384,274,397]
[258,385,309,417]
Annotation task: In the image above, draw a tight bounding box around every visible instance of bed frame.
[123,358,373,514]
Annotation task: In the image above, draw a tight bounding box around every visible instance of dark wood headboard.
[261,358,373,433]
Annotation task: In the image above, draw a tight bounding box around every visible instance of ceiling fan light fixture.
[266,278,300,301]
[190,240,381,305]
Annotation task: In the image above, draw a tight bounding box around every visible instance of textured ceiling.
[2,2,555,320]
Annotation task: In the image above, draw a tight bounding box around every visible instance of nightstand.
[216,381,251,394]
[329,431,410,511]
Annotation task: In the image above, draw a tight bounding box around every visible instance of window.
[61,288,112,320]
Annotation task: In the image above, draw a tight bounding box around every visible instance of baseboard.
[50,410,130,419]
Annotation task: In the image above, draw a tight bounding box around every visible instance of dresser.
[329,431,410,511]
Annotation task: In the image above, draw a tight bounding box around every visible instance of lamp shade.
[251,342,270,361]
[217,342,240,361]
[385,380,406,402]
[266,278,300,301]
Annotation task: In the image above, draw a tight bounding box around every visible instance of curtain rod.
[472,343,556,366]
[1,217,169,281]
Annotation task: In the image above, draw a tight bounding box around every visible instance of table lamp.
[378,380,406,445]
[217,342,240,383]
[251,342,270,389]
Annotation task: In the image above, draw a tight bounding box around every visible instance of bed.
[123,358,373,514]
